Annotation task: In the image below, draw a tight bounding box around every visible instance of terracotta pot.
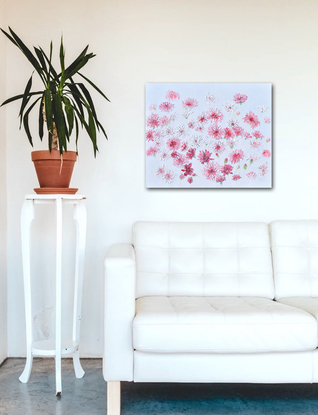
[31,150,77,193]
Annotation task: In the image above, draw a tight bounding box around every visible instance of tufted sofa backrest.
[270,220,318,299]
[133,222,274,299]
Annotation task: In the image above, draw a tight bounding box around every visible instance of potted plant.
[1,27,109,194]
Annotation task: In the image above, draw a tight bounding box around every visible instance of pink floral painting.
[146,83,272,188]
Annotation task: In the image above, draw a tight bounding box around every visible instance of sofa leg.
[107,381,121,415]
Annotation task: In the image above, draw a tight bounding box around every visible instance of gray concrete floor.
[0,358,106,415]
[2,358,318,414]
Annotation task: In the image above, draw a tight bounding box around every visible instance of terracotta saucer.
[34,188,78,195]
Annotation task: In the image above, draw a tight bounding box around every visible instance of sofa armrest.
[103,243,136,381]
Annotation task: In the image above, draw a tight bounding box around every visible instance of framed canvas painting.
[146,83,272,188]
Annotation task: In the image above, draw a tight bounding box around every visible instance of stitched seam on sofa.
[202,223,206,297]
[133,347,316,352]
[236,224,241,296]
[133,322,316,326]
[134,246,270,249]
[136,271,273,276]
[168,223,171,296]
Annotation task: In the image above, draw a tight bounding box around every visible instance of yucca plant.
[0,27,109,156]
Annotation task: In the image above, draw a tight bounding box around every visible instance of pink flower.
[186,148,196,159]
[195,125,205,132]
[180,174,185,179]
[250,140,261,149]
[259,162,268,176]
[181,142,188,152]
[171,151,179,158]
[165,126,174,136]
[173,154,187,167]
[164,170,175,184]
[227,139,235,148]
[188,121,195,129]
[208,123,223,139]
[146,146,158,156]
[229,149,244,164]
[227,118,239,128]
[149,104,156,111]
[264,117,271,124]
[213,141,226,154]
[220,164,233,175]
[223,127,234,140]
[203,161,220,180]
[166,137,181,151]
[206,108,224,122]
[262,150,271,158]
[232,174,242,181]
[165,90,180,101]
[253,130,264,140]
[155,167,165,177]
[243,111,260,129]
[216,175,226,184]
[147,113,160,129]
[266,138,271,143]
[146,130,154,141]
[233,93,248,104]
[244,132,252,139]
[178,125,186,136]
[197,113,208,124]
[182,98,199,108]
[198,150,213,164]
[159,115,169,127]
[247,171,257,179]
[154,130,162,139]
[233,126,244,136]
[159,102,174,112]
[160,150,170,161]
[187,177,193,184]
[182,163,194,176]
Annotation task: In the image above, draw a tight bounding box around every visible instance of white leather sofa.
[104,221,318,415]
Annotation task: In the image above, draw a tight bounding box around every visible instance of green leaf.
[44,89,53,150]
[97,120,108,140]
[59,36,65,73]
[77,82,98,123]
[64,54,95,81]
[63,45,89,79]
[38,93,45,140]
[78,72,110,102]
[67,80,85,118]
[39,46,59,82]
[19,74,33,127]
[34,47,48,78]
[63,96,74,137]
[22,96,42,146]
[1,91,42,107]
[7,27,43,79]
[52,93,67,153]
[74,116,79,153]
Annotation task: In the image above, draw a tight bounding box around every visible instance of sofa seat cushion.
[133,296,317,353]
[278,297,318,328]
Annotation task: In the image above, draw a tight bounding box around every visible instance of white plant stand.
[19,194,87,396]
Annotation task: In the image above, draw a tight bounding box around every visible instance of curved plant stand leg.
[73,350,85,378]
[19,199,35,384]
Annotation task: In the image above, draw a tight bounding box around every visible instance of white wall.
[0,0,8,363]
[4,0,318,356]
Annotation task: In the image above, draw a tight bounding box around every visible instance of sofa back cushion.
[133,222,274,299]
[270,220,318,299]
